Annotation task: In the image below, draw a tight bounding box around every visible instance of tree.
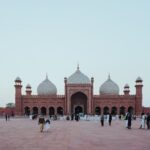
[6,103,15,108]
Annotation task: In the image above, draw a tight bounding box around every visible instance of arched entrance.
[71,92,87,114]
[41,107,46,115]
[57,107,63,116]
[120,106,126,115]
[111,107,117,115]
[95,107,101,115]
[103,106,109,115]
[24,106,30,116]
[32,107,38,115]
[49,107,55,116]
[75,106,83,114]
[128,106,134,114]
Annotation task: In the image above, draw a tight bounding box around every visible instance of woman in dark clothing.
[146,113,150,129]
[127,113,132,129]
[109,113,112,126]
[101,114,104,126]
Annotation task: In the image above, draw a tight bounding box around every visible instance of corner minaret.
[14,77,22,116]
[91,77,94,113]
[135,77,143,115]
[64,77,67,115]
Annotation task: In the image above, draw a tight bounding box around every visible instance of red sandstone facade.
[14,68,146,116]
[0,107,15,116]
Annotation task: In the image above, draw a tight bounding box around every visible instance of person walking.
[5,113,8,122]
[109,113,112,126]
[75,113,79,121]
[125,112,128,128]
[71,113,74,120]
[38,115,45,132]
[139,113,146,129]
[146,113,150,129]
[45,118,50,132]
[101,114,104,126]
[127,112,132,129]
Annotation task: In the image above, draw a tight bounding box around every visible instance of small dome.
[67,66,90,84]
[15,77,21,81]
[136,76,143,82]
[37,76,57,95]
[100,75,119,95]
[124,84,129,88]
[26,84,31,88]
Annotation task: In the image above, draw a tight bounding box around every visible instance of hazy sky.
[0,0,150,107]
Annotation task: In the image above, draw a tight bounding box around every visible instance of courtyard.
[0,117,149,150]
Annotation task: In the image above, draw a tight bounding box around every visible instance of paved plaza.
[0,117,150,150]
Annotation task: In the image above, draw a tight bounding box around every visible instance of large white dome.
[100,75,119,95]
[67,66,91,84]
[37,76,57,95]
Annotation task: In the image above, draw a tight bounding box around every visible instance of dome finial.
[46,73,48,80]
[77,63,80,70]
[108,73,111,80]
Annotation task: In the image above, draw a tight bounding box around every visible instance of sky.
[0,0,150,107]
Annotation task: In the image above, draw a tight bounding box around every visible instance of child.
[45,118,50,132]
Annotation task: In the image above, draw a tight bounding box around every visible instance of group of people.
[66,113,80,121]
[100,113,112,126]
[100,112,150,129]
[37,112,150,132]
[5,113,10,121]
[38,115,51,132]
[125,112,150,129]
[139,112,150,129]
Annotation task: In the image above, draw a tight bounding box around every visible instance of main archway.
[71,92,87,114]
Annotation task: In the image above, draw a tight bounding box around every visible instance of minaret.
[135,77,143,115]
[123,84,130,95]
[14,77,22,116]
[91,77,94,114]
[26,84,32,95]
[64,77,67,115]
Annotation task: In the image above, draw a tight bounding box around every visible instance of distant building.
[15,66,146,116]
[0,107,15,116]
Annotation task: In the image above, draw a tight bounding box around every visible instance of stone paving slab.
[0,118,150,150]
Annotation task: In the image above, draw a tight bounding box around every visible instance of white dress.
[125,113,128,127]
[141,115,145,128]
[45,122,50,131]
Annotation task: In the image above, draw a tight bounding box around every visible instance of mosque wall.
[143,107,150,114]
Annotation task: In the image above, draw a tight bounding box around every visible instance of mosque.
[14,66,143,116]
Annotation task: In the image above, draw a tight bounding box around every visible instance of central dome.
[37,76,57,95]
[67,66,91,84]
[100,75,119,95]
